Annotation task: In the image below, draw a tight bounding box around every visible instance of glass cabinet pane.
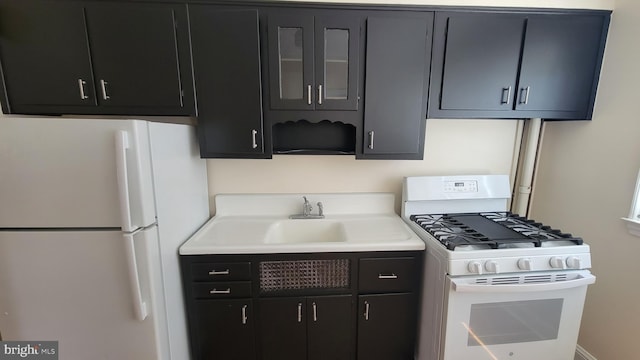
[323,29,349,100]
[278,27,304,100]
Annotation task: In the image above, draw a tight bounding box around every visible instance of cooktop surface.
[410,212,583,250]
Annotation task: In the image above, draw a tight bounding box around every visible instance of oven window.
[467,299,563,346]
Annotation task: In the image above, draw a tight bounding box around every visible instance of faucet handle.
[317,202,324,217]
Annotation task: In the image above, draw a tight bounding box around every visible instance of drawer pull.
[364,301,370,321]
[378,273,398,279]
[297,302,303,323]
[242,305,248,325]
[208,269,230,276]
[209,288,231,295]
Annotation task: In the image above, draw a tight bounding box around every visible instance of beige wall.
[530,0,639,359]
[207,119,521,213]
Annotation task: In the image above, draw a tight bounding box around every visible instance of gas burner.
[410,212,583,250]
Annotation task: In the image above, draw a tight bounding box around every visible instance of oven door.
[441,270,595,360]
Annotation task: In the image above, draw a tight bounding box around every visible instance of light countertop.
[179,193,425,255]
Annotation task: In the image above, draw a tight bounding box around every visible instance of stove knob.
[517,258,533,271]
[484,260,500,274]
[549,256,567,269]
[468,261,483,275]
[566,256,583,269]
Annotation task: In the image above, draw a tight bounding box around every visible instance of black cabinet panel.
[189,6,268,158]
[359,257,418,293]
[361,13,432,159]
[438,13,524,111]
[86,3,184,108]
[0,1,95,110]
[259,297,307,360]
[194,299,256,360]
[266,9,360,112]
[357,293,417,360]
[0,0,193,115]
[429,10,610,120]
[307,295,353,360]
[314,14,360,111]
[267,13,315,111]
[516,15,606,115]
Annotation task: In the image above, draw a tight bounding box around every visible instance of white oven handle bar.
[451,273,595,293]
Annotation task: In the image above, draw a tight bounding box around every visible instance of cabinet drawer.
[359,257,418,293]
[191,262,251,282]
[193,281,252,299]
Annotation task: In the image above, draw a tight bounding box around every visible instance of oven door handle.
[451,273,595,293]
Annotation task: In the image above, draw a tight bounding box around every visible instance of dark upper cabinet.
[437,13,525,112]
[267,10,360,111]
[429,11,609,120]
[359,13,432,160]
[0,0,194,115]
[0,1,95,110]
[188,6,269,159]
[194,299,256,360]
[516,15,607,114]
[85,3,187,110]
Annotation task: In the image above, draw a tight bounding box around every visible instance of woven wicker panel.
[259,259,350,292]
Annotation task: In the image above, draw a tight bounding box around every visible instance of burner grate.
[411,212,583,250]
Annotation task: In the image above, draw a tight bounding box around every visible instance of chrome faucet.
[290,196,325,219]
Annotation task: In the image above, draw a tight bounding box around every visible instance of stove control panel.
[444,180,478,193]
[451,253,592,276]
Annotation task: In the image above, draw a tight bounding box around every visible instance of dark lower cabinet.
[182,252,421,360]
[359,13,432,160]
[188,6,268,158]
[357,293,417,360]
[194,299,256,360]
[259,295,353,360]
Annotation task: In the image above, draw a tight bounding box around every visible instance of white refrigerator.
[0,117,210,360]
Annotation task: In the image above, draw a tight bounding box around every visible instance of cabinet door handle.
[318,84,323,105]
[364,301,370,321]
[297,302,303,323]
[208,269,230,276]
[368,131,375,150]
[78,79,89,100]
[307,85,312,105]
[312,302,318,322]
[209,288,231,294]
[501,86,511,105]
[100,79,110,100]
[519,86,531,104]
[378,273,398,279]
[241,305,248,325]
[251,129,258,149]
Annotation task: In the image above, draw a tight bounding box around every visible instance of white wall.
[530,0,639,358]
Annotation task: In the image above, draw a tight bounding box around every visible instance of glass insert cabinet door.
[267,12,360,111]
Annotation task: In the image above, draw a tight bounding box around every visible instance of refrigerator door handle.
[115,131,134,232]
[124,232,149,321]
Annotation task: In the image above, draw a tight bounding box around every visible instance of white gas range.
[402,175,595,360]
